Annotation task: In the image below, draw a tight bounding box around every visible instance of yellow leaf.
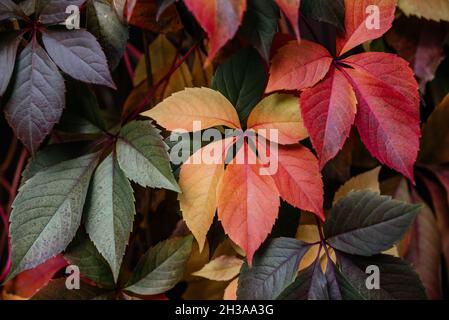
[398,0,449,22]
[179,138,235,252]
[223,278,238,300]
[333,166,381,206]
[296,224,322,270]
[192,255,244,281]
[191,49,214,87]
[143,87,241,132]
[247,94,308,145]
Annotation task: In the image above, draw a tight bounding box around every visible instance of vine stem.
[7,148,28,214]
[124,42,199,123]
[0,206,11,283]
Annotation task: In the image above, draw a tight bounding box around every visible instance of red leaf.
[217,143,280,264]
[4,255,67,299]
[184,0,247,61]
[267,40,333,93]
[275,0,301,40]
[300,66,357,167]
[272,145,324,220]
[336,0,397,56]
[340,53,420,182]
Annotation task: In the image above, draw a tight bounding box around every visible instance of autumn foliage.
[0,0,449,301]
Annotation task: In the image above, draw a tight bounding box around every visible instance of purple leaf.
[4,36,65,156]
[0,32,21,96]
[42,29,116,89]
[0,0,26,21]
[38,0,87,24]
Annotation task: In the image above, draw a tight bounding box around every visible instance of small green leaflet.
[116,120,180,192]
[125,236,193,295]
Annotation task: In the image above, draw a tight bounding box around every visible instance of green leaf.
[8,153,100,280]
[65,230,116,289]
[324,190,420,256]
[125,236,193,295]
[336,252,427,300]
[212,48,267,122]
[301,0,345,32]
[116,120,180,192]
[87,0,129,70]
[240,0,279,62]
[85,152,136,282]
[57,80,107,135]
[31,279,107,300]
[237,238,310,300]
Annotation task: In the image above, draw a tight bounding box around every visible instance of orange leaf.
[184,0,247,61]
[247,93,308,145]
[272,145,324,220]
[217,143,280,264]
[336,0,397,56]
[300,66,357,167]
[179,137,236,252]
[143,88,241,132]
[266,40,333,93]
[275,0,301,40]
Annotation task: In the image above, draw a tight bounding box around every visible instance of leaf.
[324,190,420,256]
[266,40,333,93]
[87,0,129,70]
[398,0,449,22]
[278,258,329,300]
[3,255,67,299]
[217,144,280,263]
[336,252,427,299]
[301,0,345,32]
[247,94,308,145]
[191,48,214,87]
[0,0,26,20]
[179,138,235,253]
[31,279,106,300]
[385,17,448,91]
[300,66,357,167]
[420,94,449,164]
[212,48,267,122]
[38,0,87,24]
[336,0,397,56]
[0,32,21,96]
[224,277,238,300]
[42,29,116,88]
[65,231,115,289]
[240,0,280,62]
[237,238,310,300]
[85,153,136,282]
[4,37,65,156]
[341,52,420,182]
[275,0,301,40]
[8,153,100,279]
[116,120,179,192]
[272,145,324,220]
[333,166,381,205]
[125,236,193,295]
[183,0,247,61]
[143,87,241,131]
[192,255,243,281]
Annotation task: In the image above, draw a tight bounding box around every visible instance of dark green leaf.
[117,120,180,192]
[87,0,128,70]
[212,48,267,122]
[324,190,420,256]
[336,252,427,300]
[301,0,345,32]
[4,37,65,156]
[240,0,279,62]
[125,236,193,295]
[8,153,99,279]
[42,29,115,88]
[65,230,115,289]
[85,152,136,282]
[0,32,21,96]
[31,279,107,300]
[237,238,310,300]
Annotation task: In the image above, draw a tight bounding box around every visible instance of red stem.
[124,51,135,80]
